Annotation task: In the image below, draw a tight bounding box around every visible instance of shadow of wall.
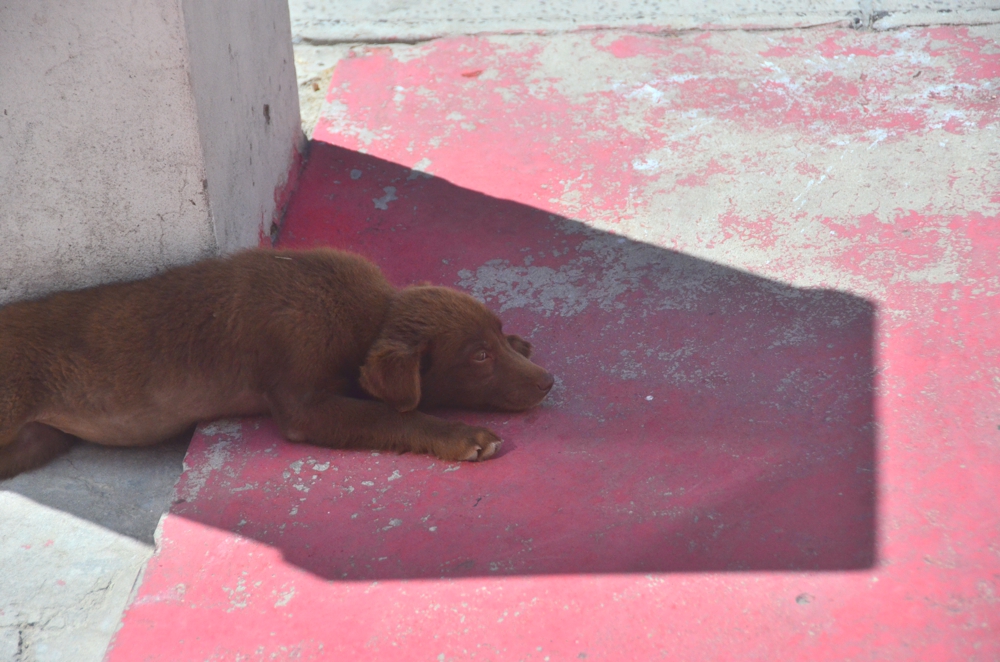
[170,143,876,579]
[1,141,874,575]
[0,433,191,546]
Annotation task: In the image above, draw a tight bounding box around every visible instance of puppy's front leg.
[267,391,501,462]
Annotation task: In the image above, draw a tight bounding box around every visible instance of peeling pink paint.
[110,25,999,662]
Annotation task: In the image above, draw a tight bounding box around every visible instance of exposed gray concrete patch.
[174,421,247,504]
[0,629,20,661]
[294,44,355,137]
[873,1,1000,29]
[0,493,150,662]
[457,233,733,317]
[0,437,190,546]
[289,0,860,43]
[288,0,998,44]
[0,437,189,661]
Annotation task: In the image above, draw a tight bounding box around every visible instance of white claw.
[479,441,500,460]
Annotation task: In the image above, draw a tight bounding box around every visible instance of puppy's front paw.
[435,425,502,462]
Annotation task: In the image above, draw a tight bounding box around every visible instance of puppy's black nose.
[537,372,555,392]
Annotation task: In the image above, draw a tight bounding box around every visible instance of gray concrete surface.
[0,438,190,661]
[295,44,353,138]
[1,0,214,305]
[1,496,151,662]
[289,0,999,43]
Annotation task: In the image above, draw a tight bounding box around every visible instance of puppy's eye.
[473,350,488,362]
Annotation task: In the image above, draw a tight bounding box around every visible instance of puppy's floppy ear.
[506,334,533,358]
[360,339,424,412]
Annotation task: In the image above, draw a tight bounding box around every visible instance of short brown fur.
[0,248,554,478]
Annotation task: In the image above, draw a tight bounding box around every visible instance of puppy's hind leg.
[0,423,78,479]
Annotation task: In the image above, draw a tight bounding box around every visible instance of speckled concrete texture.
[109,23,999,661]
[0,439,189,661]
[294,43,354,137]
[289,0,999,43]
[0,495,150,662]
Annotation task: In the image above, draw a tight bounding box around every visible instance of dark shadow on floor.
[164,142,877,579]
[0,431,192,545]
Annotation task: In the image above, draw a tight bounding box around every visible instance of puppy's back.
[0,248,394,423]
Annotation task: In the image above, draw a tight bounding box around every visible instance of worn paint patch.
[174,421,241,502]
[313,27,998,307]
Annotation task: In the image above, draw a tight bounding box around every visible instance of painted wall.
[0,0,303,305]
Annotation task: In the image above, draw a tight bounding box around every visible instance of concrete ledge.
[873,5,1000,29]
[290,0,859,42]
[288,0,999,43]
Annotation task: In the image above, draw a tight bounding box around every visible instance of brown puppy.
[0,248,554,478]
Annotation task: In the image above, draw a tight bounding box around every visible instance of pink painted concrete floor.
[108,26,999,660]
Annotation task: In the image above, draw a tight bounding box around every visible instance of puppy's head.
[359,286,554,412]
